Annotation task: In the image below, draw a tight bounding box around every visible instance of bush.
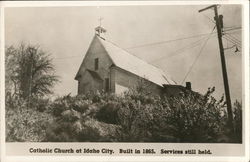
[161,88,226,143]
[115,88,241,143]
[6,98,52,142]
[95,101,120,124]
[50,94,92,116]
[233,100,242,143]
[44,94,120,142]
[6,88,242,143]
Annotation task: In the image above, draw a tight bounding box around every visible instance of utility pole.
[199,5,234,131]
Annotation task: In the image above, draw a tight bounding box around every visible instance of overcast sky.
[5,4,242,101]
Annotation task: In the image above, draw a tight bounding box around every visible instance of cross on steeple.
[99,17,103,27]
[95,17,107,37]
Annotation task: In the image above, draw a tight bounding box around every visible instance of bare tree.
[5,43,59,99]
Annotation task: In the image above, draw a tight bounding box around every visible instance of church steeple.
[95,17,106,38]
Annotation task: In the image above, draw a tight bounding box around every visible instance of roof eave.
[74,35,99,80]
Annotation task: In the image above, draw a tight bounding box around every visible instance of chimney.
[186,82,191,90]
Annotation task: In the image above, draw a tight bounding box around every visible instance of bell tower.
[95,17,106,38]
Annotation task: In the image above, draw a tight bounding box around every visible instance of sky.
[4,4,242,101]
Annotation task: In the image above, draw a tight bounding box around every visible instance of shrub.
[233,100,242,143]
[50,94,92,116]
[6,88,242,143]
[95,101,120,124]
[116,95,160,142]
[115,87,241,143]
[6,99,52,142]
[162,88,226,143]
[44,95,120,142]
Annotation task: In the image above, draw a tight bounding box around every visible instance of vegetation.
[5,43,242,143]
[5,43,59,99]
[6,89,242,143]
[5,43,58,141]
[6,97,53,142]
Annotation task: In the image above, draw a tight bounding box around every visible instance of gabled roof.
[97,36,176,87]
[75,35,177,87]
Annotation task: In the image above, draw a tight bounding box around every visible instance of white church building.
[75,26,190,96]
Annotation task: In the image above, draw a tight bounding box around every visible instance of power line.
[106,39,136,56]
[202,13,215,24]
[223,35,242,48]
[166,38,208,59]
[125,27,241,50]
[52,34,215,62]
[224,26,241,29]
[223,36,242,49]
[150,36,209,63]
[224,33,241,44]
[105,38,166,70]
[126,32,216,50]
[224,36,241,47]
[51,27,241,60]
[223,27,242,32]
[225,30,242,35]
[53,55,83,60]
[181,26,215,84]
[105,39,147,62]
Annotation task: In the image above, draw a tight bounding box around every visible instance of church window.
[94,58,99,70]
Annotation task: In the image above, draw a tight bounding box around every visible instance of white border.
[0,0,249,7]
[0,4,6,162]
[243,1,250,161]
[0,1,249,162]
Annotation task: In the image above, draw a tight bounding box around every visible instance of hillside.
[5,88,242,143]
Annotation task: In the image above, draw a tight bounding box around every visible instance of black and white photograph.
[1,1,249,160]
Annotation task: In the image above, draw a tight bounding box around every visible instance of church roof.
[86,69,103,81]
[97,36,176,86]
